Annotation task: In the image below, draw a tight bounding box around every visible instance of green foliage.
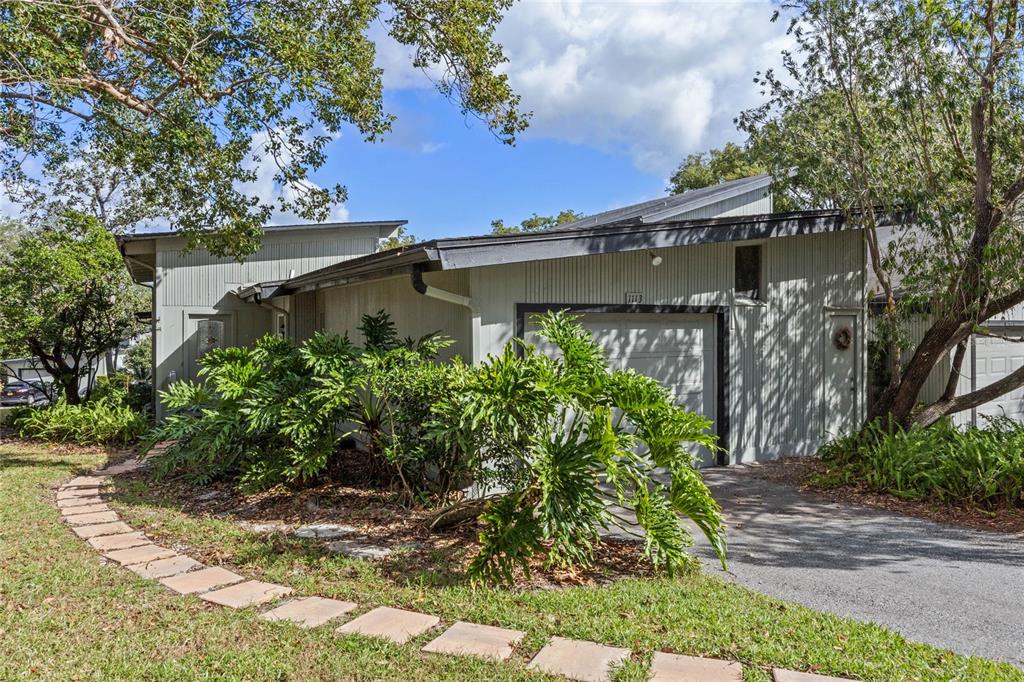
[0,212,145,404]
[490,209,582,235]
[13,398,147,447]
[740,0,1024,425]
[437,310,726,583]
[817,418,1024,509]
[1,0,527,258]
[124,338,152,382]
[91,371,151,414]
[667,142,799,212]
[379,226,418,251]
[147,312,461,495]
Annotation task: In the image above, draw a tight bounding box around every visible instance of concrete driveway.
[676,467,1024,667]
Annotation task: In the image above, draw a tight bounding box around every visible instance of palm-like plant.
[438,310,726,583]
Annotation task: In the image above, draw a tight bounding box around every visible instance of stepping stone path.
[54,452,858,682]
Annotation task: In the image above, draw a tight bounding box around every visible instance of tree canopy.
[1,0,528,258]
[490,209,582,235]
[0,212,145,402]
[740,0,1024,427]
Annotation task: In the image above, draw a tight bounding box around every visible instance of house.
[120,175,1021,463]
[237,175,875,465]
[118,220,406,417]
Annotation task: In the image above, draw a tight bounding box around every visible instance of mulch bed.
[746,457,1024,537]
[119,471,660,590]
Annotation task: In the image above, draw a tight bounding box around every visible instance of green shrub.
[434,310,726,583]
[92,371,151,414]
[817,417,1024,509]
[13,398,148,446]
[146,312,461,494]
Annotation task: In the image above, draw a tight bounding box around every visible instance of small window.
[735,244,763,300]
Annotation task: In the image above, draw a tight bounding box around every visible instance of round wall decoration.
[833,326,853,350]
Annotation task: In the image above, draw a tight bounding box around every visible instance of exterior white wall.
[152,225,386,416]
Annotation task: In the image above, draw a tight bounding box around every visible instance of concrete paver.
[72,521,133,539]
[528,637,631,682]
[650,653,743,681]
[126,555,201,579]
[336,607,440,644]
[159,566,244,595]
[87,532,150,552]
[64,511,120,526]
[260,596,357,628]
[199,580,293,609]
[773,669,856,682]
[421,621,524,661]
[105,544,177,565]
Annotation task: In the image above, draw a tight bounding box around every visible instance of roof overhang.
[267,208,909,298]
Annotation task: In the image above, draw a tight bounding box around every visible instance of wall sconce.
[648,250,663,267]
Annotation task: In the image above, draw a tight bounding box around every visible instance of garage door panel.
[973,328,1024,422]
[525,312,715,423]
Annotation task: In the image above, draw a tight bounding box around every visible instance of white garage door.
[973,328,1024,423]
[526,312,717,424]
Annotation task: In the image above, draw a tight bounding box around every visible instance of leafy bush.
[13,397,148,446]
[817,417,1024,509]
[434,310,726,583]
[92,371,152,414]
[147,312,461,494]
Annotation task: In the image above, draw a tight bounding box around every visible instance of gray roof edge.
[116,219,408,243]
[640,175,772,223]
[268,208,892,294]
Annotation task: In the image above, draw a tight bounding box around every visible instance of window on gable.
[735,244,763,300]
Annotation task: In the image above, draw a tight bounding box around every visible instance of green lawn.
[1,441,1020,682]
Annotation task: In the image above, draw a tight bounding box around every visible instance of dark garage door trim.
[515,303,731,465]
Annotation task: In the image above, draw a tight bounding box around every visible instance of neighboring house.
[1,353,118,397]
[117,221,406,418]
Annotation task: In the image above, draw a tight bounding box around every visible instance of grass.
[1,441,1021,682]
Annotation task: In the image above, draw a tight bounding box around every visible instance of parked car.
[0,381,51,407]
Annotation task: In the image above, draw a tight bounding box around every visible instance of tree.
[668,141,802,211]
[379,225,418,251]
[1,0,528,258]
[0,212,145,403]
[0,216,27,260]
[668,142,766,193]
[740,0,1024,428]
[490,209,582,235]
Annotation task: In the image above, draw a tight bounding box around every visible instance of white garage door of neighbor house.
[972,328,1024,423]
[525,312,717,424]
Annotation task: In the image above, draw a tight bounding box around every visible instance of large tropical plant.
[436,311,726,583]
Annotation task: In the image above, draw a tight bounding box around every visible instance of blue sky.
[291,1,791,241]
[316,89,671,240]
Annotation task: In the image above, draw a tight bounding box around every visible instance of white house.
[119,175,1024,463]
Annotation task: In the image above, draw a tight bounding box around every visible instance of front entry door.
[825,313,858,438]
[186,314,233,381]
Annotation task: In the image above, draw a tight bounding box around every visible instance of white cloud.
[238,130,349,224]
[376,0,790,175]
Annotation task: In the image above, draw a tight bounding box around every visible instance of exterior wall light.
[649,250,663,267]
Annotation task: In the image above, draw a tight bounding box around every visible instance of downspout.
[410,265,473,309]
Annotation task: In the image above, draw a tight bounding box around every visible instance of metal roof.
[273,207,911,296]
[552,175,771,230]
[115,219,407,243]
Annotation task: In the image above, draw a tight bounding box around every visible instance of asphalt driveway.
[693,468,1024,667]
[609,466,1024,667]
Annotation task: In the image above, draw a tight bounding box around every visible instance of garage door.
[973,328,1024,423]
[525,312,717,425]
